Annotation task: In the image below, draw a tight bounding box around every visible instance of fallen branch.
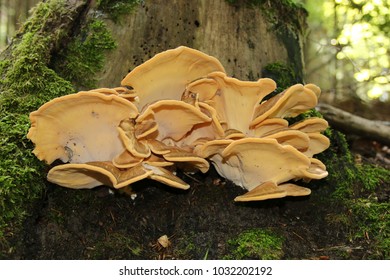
[317,103,390,146]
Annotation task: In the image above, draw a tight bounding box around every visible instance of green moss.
[226,0,306,33]
[53,19,116,89]
[224,229,284,260]
[0,1,76,253]
[262,62,300,97]
[350,197,389,259]
[358,164,390,193]
[90,232,143,259]
[317,130,390,259]
[0,0,118,254]
[97,0,141,23]
[259,62,299,105]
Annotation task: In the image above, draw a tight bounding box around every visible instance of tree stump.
[3,0,388,261]
[97,0,306,87]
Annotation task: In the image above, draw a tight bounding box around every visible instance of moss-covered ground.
[1,0,389,260]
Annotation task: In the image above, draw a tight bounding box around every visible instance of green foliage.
[53,19,116,89]
[305,0,389,101]
[224,229,284,260]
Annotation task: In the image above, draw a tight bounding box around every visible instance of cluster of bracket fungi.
[27,46,330,202]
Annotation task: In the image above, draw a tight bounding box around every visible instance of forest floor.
[5,136,390,260]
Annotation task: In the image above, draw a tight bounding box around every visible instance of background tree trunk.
[97,0,306,87]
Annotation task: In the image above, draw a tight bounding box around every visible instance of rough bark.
[97,0,306,87]
[318,103,390,145]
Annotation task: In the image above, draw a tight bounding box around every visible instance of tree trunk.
[97,0,306,87]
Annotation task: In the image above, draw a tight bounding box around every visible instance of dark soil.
[5,137,389,260]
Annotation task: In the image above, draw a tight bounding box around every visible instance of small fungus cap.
[234,181,312,202]
[251,84,319,127]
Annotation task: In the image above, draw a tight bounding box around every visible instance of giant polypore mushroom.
[27,46,330,202]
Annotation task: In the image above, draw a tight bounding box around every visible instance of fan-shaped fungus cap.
[136,100,211,141]
[87,87,138,102]
[143,163,190,189]
[249,118,289,137]
[234,181,311,202]
[48,161,190,190]
[263,130,310,152]
[186,72,276,133]
[27,92,138,164]
[220,138,327,190]
[302,133,330,157]
[290,118,330,157]
[121,46,226,110]
[251,84,319,128]
[47,162,153,189]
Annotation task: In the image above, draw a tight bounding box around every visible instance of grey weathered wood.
[317,103,390,145]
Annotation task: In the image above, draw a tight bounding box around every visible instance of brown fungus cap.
[234,181,311,202]
[48,161,189,190]
[290,117,328,133]
[121,46,226,110]
[302,133,331,157]
[249,118,289,137]
[251,84,320,128]
[162,148,210,173]
[290,118,330,157]
[263,129,310,152]
[186,72,276,134]
[27,92,138,164]
[136,100,211,142]
[47,162,153,189]
[143,163,190,190]
[112,150,143,168]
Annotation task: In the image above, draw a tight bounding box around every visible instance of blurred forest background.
[1,0,389,120]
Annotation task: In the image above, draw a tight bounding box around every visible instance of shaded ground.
[5,136,388,260]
